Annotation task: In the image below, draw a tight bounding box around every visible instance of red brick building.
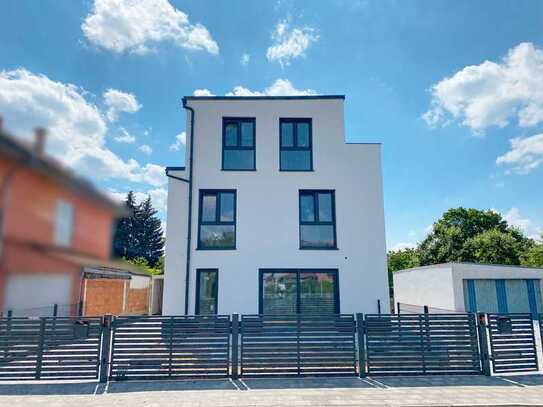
[0,125,151,317]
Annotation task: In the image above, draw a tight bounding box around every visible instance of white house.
[163,95,389,316]
[393,262,543,314]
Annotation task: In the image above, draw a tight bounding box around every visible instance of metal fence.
[0,312,542,382]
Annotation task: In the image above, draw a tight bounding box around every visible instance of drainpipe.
[182,98,195,315]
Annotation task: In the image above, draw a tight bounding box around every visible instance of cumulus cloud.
[496,133,543,174]
[0,68,164,186]
[225,79,316,96]
[240,53,250,66]
[82,0,219,55]
[114,128,136,143]
[169,131,186,151]
[503,207,542,241]
[103,88,141,122]
[389,242,417,251]
[109,187,167,213]
[138,144,153,155]
[193,88,215,96]
[423,42,543,132]
[266,21,318,67]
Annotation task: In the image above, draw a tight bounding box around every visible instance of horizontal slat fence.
[240,314,357,377]
[0,317,102,380]
[109,315,231,380]
[365,313,481,375]
[487,313,539,374]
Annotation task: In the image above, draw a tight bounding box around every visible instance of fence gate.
[240,314,357,377]
[365,313,481,375]
[487,313,539,374]
[0,317,103,380]
[109,315,231,380]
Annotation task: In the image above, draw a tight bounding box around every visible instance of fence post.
[231,313,239,380]
[99,314,113,383]
[477,313,491,376]
[35,318,46,379]
[377,300,381,315]
[423,305,429,314]
[53,304,58,317]
[356,313,366,378]
[77,301,83,317]
[396,302,400,314]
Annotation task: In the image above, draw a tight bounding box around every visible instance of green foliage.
[387,248,420,298]
[113,191,164,267]
[520,238,543,267]
[418,207,529,266]
[128,256,164,275]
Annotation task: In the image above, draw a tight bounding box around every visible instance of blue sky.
[1,0,542,249]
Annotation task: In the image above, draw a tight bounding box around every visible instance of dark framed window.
[195,269,218,314]
[280,118,313,171]
[299,190,337,249]
[197,190,236,249]
[222,118,256,170]
[259,269,339,314]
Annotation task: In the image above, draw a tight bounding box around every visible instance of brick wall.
[83,279,126,316]
[126,287,150,315]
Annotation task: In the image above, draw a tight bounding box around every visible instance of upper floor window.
[55,200,74,247]
[198,190,236,249]
[299,190,336,249]
[222,118,255,171]
[280,118,313,171]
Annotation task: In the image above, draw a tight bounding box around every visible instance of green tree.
[112,192,164,266]
[418,207,528,265]
[462,229,526,265]
[521,238,543,267]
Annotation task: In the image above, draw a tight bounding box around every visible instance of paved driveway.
[1,375,543,406]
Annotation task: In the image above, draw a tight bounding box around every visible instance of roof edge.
[165,166,186,172]
[394,262,543,275]
[183,95,345,102]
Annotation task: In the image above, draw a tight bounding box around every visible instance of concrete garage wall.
[164,97,389,315]
[393,264,456,311]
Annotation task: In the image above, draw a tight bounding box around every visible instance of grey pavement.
[1,375,543,406]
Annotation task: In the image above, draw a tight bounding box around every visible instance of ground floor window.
[259,269,339,314]
[195,269,218,314]
[463,278,542,315]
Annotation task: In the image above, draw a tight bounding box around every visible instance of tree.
[387,248,420,298]
[521,238,543,267]
[112,192,164,267]
[418,207,528,265]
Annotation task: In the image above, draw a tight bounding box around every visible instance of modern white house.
[163,95,389,316]
[393,262,543,314]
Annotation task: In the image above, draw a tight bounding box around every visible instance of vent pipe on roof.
[34,127,47,155]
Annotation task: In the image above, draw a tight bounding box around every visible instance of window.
[299,190,336,249]
[55,200,74,247]
[196,269,218,314]
[198,190,236,249]
[280,118,312,171]
[222,118,255,170]
[259,269,339,314]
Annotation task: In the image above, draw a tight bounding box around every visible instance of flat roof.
[183,95,345,102]
[395,262,543,275]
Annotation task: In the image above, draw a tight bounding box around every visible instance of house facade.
[0,124,148,317]
[163,95,389,316]
[393,262,543,315]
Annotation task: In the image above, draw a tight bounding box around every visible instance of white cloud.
[82,0,219,55]
[225,79,316,97]
[138,144,152,155]
[503,207,543,241]
[266,21,318,67]
[240,53,250,66]
[496,133,543,174]
[169,131,186,151]
[103,88,141,122]
[0,68,164,186]
[114,128,136,143]
[423,42,543,131]
[390,242,417,251]
[193,88,215,96]
[108,187,167,213]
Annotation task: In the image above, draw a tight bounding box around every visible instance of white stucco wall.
[393,264,455,311]
[164,97,389,315]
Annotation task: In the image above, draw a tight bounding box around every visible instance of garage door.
[4,273,72,317]
[463,279,542,315]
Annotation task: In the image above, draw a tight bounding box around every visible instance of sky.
[1,0,542,250]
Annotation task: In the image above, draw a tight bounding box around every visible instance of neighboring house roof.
[0,129,125,215]
[395,262,543,275]
[183,95,345,102]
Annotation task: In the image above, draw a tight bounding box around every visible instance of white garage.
[393,262,543,315]
[4,273,73,317]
